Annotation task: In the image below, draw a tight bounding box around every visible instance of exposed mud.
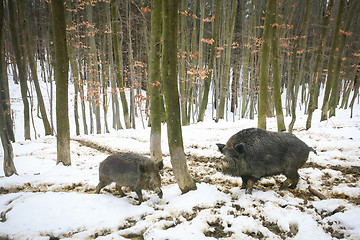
[1,140,359,239]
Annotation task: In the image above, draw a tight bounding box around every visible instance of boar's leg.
[241,176,249,189]
[115,183,126,197]
[134,189,143,203]
[282,172,300,189]
[95,181,107,194]
[245,178,255,194]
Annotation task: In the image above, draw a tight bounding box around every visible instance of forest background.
[0,0,359,179]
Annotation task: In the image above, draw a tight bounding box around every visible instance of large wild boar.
[216,128,316,194]
[95,152,163,203]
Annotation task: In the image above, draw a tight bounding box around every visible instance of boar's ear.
[234,143,245,154]
[216,143,225,153]
[157,161,164,171]
[139,164,147,173]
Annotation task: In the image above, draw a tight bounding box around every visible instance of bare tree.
[162,0,196,193]
[52,0,71,166]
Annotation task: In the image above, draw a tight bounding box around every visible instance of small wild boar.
[216,128,316,194]
[95,152,163,203]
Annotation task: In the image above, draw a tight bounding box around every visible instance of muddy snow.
[1,106,360,240]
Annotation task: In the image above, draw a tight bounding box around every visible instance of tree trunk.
[111,0,131,129]
[65,0,80,136]
[98,2,110,134]
[306,0,334,129]
[127,1,136,129]
[85,3,101,134]
[328,0,359,117]
[258,0,274,129]
[320,0,345,121]
[105,1,121,130]
[0,102,17,177]
[349,63,359,118]
[18,0,53,136]
[218,0,238,120]
[52,0,71,166]
[179,0,188,126]
[270,1,286,132]
[0,0,17,176]
[288,0,312,133]
[198,0,221,122]
[8,0,31,140]
[149,0,162,163]
[162,0,196,193]
[0,36,15,142]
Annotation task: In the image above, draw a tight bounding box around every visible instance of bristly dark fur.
[216,128,316,194]
[95,152,163,203]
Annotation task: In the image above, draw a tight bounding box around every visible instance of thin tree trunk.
[8,0,31,140]
[197,0,221,122]
[111,0,131,129]
[258,0,275,129]
[0,0,17,176]
[127,1,136,129]
[149,0,162,163]
[197,0,205,111]
[218,0,238,120]
[349,62,359,118]
[78,62,88,134]
[18,0,52,136]
[162,0,196,193]
[66,0,80,136]
[86,3,101,134]
[288,0,312,133]
[178,0,187,126]
[0,38,15,142]
[328,0,359,117]
[270,1,286,132]
[306,0,334,129]
[105,1,121,130]
[320,0,345,121]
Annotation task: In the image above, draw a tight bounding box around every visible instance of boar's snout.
[156,188,163,198]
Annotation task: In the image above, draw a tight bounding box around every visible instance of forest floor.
[1,108,360,239]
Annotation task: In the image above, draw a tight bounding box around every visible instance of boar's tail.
[309,147,317,155]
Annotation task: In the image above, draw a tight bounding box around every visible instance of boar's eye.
[234,143,245,154]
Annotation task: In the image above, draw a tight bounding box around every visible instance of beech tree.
[0,0,17,176]
[162,0,196,193]
[149,0,162,163]
[258,0,274,129]
[52,0,71,166]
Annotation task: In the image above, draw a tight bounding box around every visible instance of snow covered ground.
[1,79,360,239]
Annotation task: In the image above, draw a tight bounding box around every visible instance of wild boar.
[216,128,316,194]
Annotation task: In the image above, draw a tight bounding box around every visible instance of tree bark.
[85,3,101,134]
[218,0,238,120]
[320,0,345,121]
[162,0,196,193]
[258,0,274,129]
[8,0,31,140]
[306,0,334,129]
[127,1,136,129]
[149,0,162,163]
[197,0,221,122]
[270,1,286,132]
[111,0,131,129]
[18,0,53,136]
[52,0,71,166]
[328,0,359,117]
[288,0,312,133]
[0,0,17,176]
